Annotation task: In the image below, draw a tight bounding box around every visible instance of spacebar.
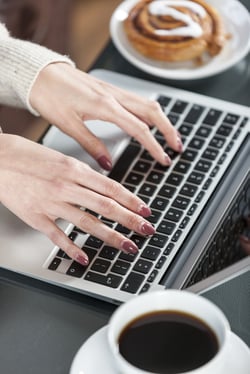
[108,142,141,182]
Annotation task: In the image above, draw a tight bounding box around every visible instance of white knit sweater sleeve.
[0,22,75,116]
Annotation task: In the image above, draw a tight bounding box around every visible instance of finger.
[64,166,152,217]
[96,79,183,153]
[38,216,90,265]
[59,114,113,171]
[59,207,140,254]
[98,97,172,165]
[57,194,155,237]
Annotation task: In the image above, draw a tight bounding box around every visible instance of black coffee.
[118,311,219,374]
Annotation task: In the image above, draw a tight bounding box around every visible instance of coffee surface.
[118,310,219,373]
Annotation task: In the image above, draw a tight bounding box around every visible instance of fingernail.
[138,204,151,217]
[121,239,138,254]
[97,155,113,171]
[164,153,172,165]
[141,222,155,235]
[76,254,89,266]
[177,135,183,153]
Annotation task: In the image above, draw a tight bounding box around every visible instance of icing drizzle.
[148,0,206,38]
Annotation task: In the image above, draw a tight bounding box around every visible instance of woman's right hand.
[0,134,155,265]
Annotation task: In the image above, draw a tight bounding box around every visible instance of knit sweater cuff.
[0,30,75,116]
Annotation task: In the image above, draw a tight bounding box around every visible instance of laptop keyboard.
[47,93,249,295]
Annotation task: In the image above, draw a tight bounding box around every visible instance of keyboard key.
[195,191,206,203]
[109,143,140,182]
[188,137,205,150]
[180,183,198,197]
[85,236,103,249]
[203,109,222,126]
[57,249,71,260]
[223,113,239,125]
[170,100,188,114]
[150,197,169,211]
[148,269,159,282]
[184,104,205,124]
[111,260,131,275]
[209,136,226,149]
[115,224,131,235]
[187,171,205,185]
[147,171,164,184]
[181,149,198,162]
[195,126,212,138]
[125,172,144,186]
[216,124,233,137]
[133,259,153,274]
[121,272,145,293]
[179,216,190,229]
[164,242,175,255]
[157,220,176,235]
[130,234,147,249]
[134,160,151,173]
[155,255,167,269]
[172,229,182,242]
[149,234,168,247]
[172,195,190,210]
[157,95,171,108]
[141,246,161,261]
[48,257,61,270]
[85,272,123,288]
[178,123,193,136]
[140,283,151,293]
[187,203,198,216]
[99,246,119,260]
[146,209,162,224]
[202,147,219,160]
[173,161,191,174]
[165,208,183,222]
[138,183,157,196]
[165,173,184,186]
[91,258,111,273]
[119,251,138,262]
[168,113,180,126]
[203,178,213,190]
[66,261,87,278]
[195,159,212,173]
[158,184,176,198]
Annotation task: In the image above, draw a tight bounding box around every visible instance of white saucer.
[70,325,250,374]
[110,0,250,80]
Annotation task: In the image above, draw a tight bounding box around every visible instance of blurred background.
[0,0,120,140]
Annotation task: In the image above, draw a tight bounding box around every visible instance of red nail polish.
[76,254,89,266]
[121,240,138,254]
[141,222,155,235]
[164,153,172,165]
[138,204,151,217]
[97,155,113,171]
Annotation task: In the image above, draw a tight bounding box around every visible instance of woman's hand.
[30,63,183,170]
[0,135,155,265]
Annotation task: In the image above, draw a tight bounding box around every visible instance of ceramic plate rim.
[70,325,250,374]
[110,0,250,80]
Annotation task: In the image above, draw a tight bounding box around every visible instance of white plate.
[110,0,250,80]
[70,325,250,374]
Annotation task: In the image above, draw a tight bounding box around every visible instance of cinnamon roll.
[124,0,226,63]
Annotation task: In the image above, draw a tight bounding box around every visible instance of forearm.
[0,22,74,116]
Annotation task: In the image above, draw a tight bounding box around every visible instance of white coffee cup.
[107,289,231,374]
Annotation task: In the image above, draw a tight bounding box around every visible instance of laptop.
[0,69,249,304]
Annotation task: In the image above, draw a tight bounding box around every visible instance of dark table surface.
[0,1,249,373]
